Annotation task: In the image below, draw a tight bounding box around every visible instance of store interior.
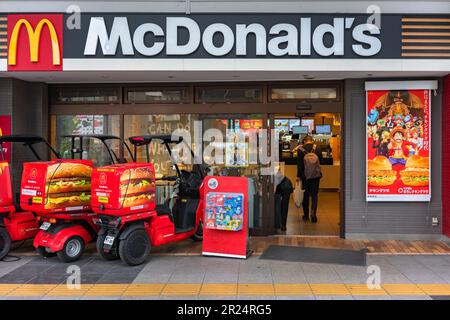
[274,113,341,236]
[51,111,341,236]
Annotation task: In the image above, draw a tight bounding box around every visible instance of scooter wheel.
[96,233,119,261]
[119,228,150,266]
[57,236,85,263]
[0,227,12,260]
[36,246,57,258]
[190,221,203,242]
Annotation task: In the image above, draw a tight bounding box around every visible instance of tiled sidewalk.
[152,236,450,255]
[12,236,450,257]
[1,254,450,299]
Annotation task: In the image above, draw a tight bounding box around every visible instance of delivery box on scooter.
[20,160,93,214]
[91,163,156,215]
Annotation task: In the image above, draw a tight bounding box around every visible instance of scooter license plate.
[40,222,51,231]
[104,236,115,246]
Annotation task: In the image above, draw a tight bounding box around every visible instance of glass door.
[201,114,274,235]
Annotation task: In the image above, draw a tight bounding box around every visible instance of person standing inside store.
[295,135,323,223]
[274,168,294,232]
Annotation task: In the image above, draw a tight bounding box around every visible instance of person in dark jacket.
[295,135,323,223]
[274,171,294,232]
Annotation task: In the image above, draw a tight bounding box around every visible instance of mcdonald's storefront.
[0,1,449,241]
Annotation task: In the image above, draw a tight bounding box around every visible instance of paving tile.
[414,255,450,267]
[346,284,388,296]
[96,275,139,284]
[0,296,43,300]
[417,284,450,296]
[41,296,81,300]
[236,296,276,300]
[390,295,432,300]
[168,273,206,284]
[238,274,273,284]
[27,274,68,285]
[396,265,446,284]
[7,284,58,296]
[0,273,36,284]
[203,273,239,284]
[161,283,201,296]
[83,284,129,297]
[382,284,426,296]
[132,273,172,284]
[314,295,354,300]
[238,284,275,296]
[0,257,34,278]
[79,274,103,284]
[0,284,21,295]
[379,273,412,284]
[200,283,238,296]
[122,284,165,296]
[353,295,392,300]
[333,265,369,284]
[159,295,199,300]
[274,284,312,296]
[302,263,342,284]
[80,296,122,300]
[198,295,238,300]
[276,295,315,300]
[310,284,350,295]
[45,284,94,297]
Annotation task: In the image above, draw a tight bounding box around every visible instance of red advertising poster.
[366,89,431,201]
[0,115,12,163]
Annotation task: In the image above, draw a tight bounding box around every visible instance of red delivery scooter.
[93,135,206,266]
[0,134,60,260]
[31,134,135,262]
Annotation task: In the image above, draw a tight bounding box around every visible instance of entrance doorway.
[200,114,271,235]
[272,113,342,236]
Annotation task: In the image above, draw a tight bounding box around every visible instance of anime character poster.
[0,116,11,163]
[366,89,431,201]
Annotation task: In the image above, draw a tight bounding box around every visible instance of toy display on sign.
[202,176,250,259]
[366,87,432,201]
[205,192,244,231]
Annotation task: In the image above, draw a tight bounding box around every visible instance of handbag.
[293,180,304,208]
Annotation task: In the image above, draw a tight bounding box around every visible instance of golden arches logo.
[8,18,61,66]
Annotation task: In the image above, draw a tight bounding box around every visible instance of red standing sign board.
[202,176,250,259]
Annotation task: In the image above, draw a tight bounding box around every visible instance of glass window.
[50,87,119,104]
[270,87,337,101]
[124,114,198,205]
[196,87,262,103]
[126,87,188,103]
[201,115,265,228]
[52,115,122,167]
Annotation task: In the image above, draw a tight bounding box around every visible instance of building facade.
[0,0,449,240]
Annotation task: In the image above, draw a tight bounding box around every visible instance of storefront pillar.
[443,75,450,238]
